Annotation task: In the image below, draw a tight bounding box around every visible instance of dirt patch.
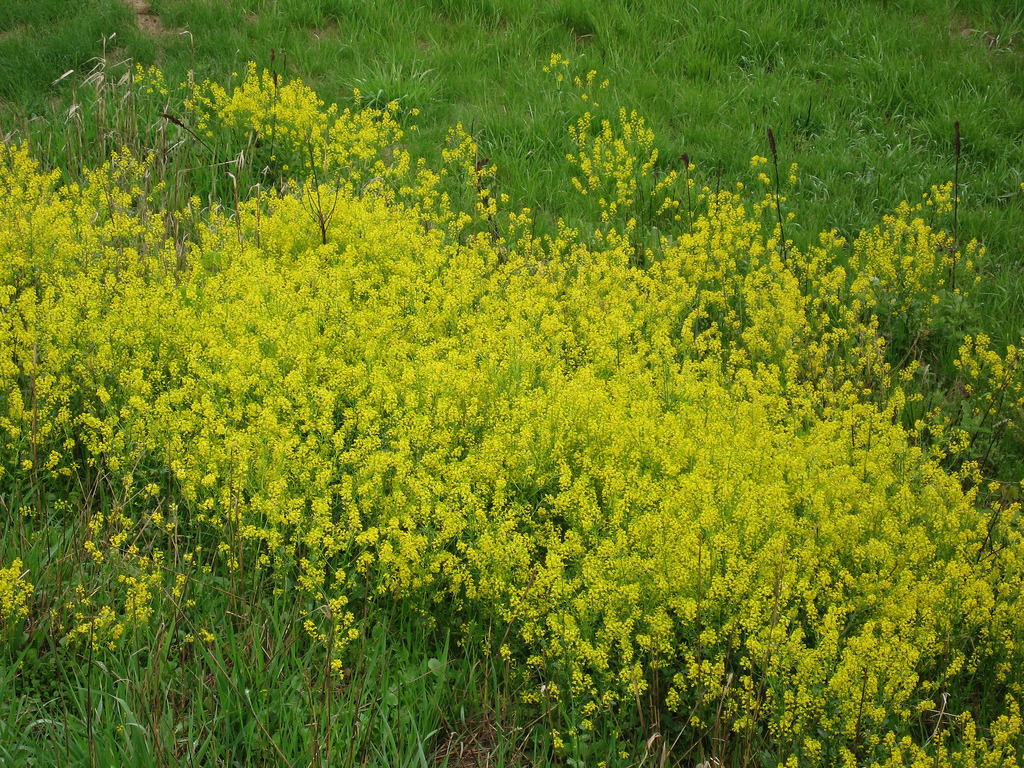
[950,16,1014,54]
[0,24,28,43]
[127,0,165,35]
[430,713,535,768]
[308,22,343,43]
[433,728,500,768]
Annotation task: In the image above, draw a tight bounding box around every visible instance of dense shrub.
[1,63,1021,765]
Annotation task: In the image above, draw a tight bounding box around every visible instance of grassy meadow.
[1,0,1023,766]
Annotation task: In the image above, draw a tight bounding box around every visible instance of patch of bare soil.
[127,0,165,35]
[950,16,1015,54]
[433,729,499,768]
[308,22,343,43]
[431,718,531,768]
[0,24,28,43]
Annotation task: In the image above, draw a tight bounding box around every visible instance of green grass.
[0,0,137,106]
[3,0,1022,348]
[2,501,549,767]
[2,1,1023,765]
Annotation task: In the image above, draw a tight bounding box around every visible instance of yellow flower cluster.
[566,107,679,238]
[174,62,485,236]
[558,60,679,253]
[0,559,32,634]
[851,183,983,328]
[2,59,1021,764]
[956,333,1023,411]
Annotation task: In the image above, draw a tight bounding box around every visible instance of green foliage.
[1,0,1023,763]
[0,0,133,106]
[1,60,1022,766]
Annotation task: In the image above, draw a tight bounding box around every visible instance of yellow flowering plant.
[1,58,1021,765]
[0,560,32,637]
